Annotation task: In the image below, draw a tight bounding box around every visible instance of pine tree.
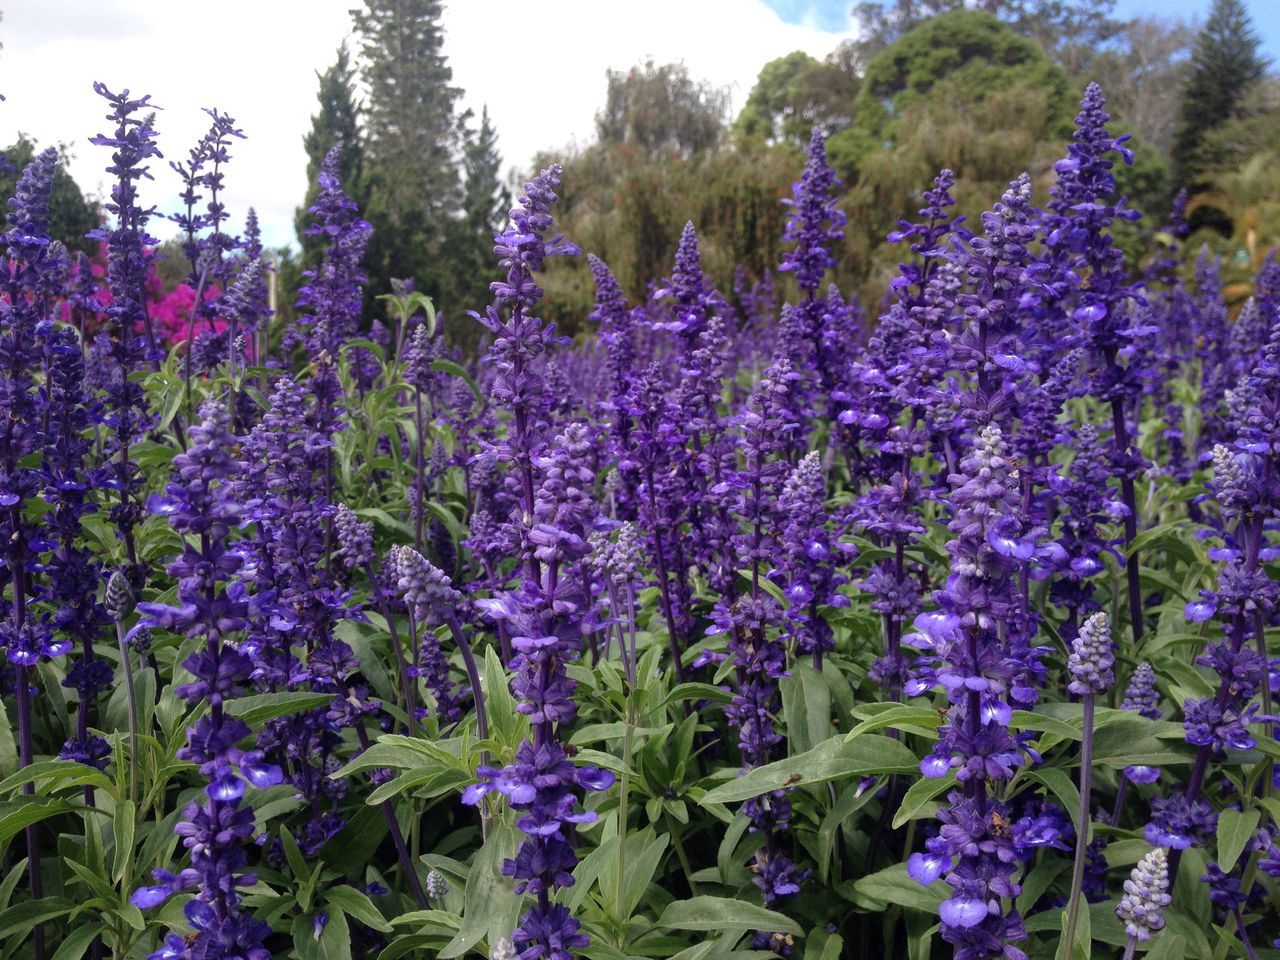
[353,0,464,308]
[1173,0,1267,185]
[461,108,507,246]
[449,106,510,347]
[295,43,366,271]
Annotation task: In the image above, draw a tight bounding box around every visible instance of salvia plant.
[1,78,1280,960]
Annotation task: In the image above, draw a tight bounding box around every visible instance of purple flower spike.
[1067,611,1114,695]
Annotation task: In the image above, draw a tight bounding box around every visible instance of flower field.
[2,75,1280,960]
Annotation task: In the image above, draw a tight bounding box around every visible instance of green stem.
[614,692,636,933]
[114,621,139,805]
[1062,694,1095,960]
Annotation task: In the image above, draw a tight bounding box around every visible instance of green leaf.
[780,661,833,754]
[805,928,844,960]
[112,799,136,883]
[892,773,954,829]
[572,749,634,778]
[1215,807,1260,873]
[280,826,311,884]
[225,692,335,726]
[324,884,393,933]
[1090,714,1193,769]
[0,897,76,939]
[622,834,669,920]
[1010,710,1082,742]
[699,735,917,805]
[0,698,17,777]
[852,863,946,912]
[484,647,518,743]
[0,759,113,797]
[389,909,463,929]
[1017,858,1069,916]
[293,908,352,960]
[817,776,883,882]
[658,896,803,936]
[49,923,104,960]
[430,358,483,408]
[0,798,74,845]
[439,820,522,958]
[845,704,943,741]
[661,682,736,708]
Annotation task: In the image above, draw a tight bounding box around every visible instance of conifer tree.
[295,43,366,271]
[1173,0,1267,185]
[449,106,510,346]
[352,0,464,308]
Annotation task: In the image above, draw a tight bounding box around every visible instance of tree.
[848,0,1125,79]
[294,43,367,272]
[596,60,729,159]
[828,9,1071,177]
[1173,0,1267,186]
[449,106,510,348]
[1089,17,1195,157]
[0,138,98,254]
[734,51,860,147]
[1004,0,1124,79]
[353,0,464,307]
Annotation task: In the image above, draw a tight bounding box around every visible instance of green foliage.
[829,10,1071,176]
[447,107,510,354]
[596,60,729,160]
[352,0,465,315]
[0,139,98,255]
[1172,0,1268,186]
[539,140,802,335]
[734,51,859,148]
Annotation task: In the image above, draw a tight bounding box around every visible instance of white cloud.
[0,1,850,250]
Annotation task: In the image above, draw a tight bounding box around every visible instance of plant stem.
[444,615,487,743]
[1062,694,1096,960]
[115,621,140,805]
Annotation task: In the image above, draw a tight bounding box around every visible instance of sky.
[0,1,852,251]
[761,0,1280,58]
[3,1,1275,252]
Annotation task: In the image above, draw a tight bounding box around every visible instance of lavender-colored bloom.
[294,146,372,358]
[776,452,847,666]
[393,545,462,724]
[426,869,448,900]
[132,401,280,960]
[1067,611,1114,695]
[659,221,724,349]
[105,570,134,623]
[467,173,608,959]
[334,503,375,569]
[1117,848,1170,943]
[1145,793,1217,849]
[1121,662,1161,719]
[88,84,162,580]
[909,425,1034,958]
[780,129,845,297]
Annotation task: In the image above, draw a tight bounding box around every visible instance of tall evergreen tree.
[353,0,464,309]
[461,107,507,241]
[1173,0,1267,185]
[449,106,510,346]
[295,43,366,272]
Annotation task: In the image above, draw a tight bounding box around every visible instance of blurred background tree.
[277,0,1278,351]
